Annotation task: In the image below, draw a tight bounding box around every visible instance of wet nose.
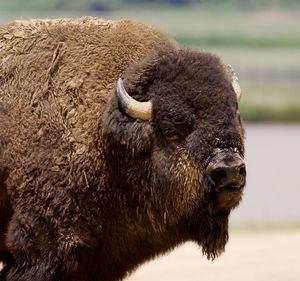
[206,155,246,192]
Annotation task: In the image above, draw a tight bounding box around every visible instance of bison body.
[0,18,246,281]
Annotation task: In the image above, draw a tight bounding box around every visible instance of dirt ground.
[126,229,300,281]
[0,229,299,280]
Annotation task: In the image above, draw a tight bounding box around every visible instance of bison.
[0,17,246,281]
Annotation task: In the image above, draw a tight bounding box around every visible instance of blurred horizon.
[1,0,300,11]
[1,0,300,122]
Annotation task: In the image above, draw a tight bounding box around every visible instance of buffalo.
[0,17,246,281]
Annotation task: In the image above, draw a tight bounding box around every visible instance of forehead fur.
[124,49,234,103]
[143,50,244,157]
[153,50,231,92]
[145,50,236,121]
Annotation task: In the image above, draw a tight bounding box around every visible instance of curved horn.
[116,78,152,121]
[227,65,242,101]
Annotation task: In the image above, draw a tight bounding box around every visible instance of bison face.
[102,50,246,248]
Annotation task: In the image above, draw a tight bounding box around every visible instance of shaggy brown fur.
[0,18,245,281]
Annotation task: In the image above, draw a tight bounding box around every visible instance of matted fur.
[0,18,245,281]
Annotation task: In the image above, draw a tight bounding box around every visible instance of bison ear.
[101,83,154,153]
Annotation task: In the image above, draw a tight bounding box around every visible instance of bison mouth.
[204,175,244,194]
[204,175,244,210]
[217,185,243,193]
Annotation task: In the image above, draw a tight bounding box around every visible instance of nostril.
[210,168,227,184]
[239,165,246,178]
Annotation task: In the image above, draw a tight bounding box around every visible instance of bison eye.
[158,121,181,141]
[164,128,179,140]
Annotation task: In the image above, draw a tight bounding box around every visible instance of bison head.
[102,50,246,259]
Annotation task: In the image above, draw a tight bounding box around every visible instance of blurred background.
[1,0,300,280]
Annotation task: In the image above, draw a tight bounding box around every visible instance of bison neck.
[93,211,229,280]
[96,144,231,280]
[95,222,185,281]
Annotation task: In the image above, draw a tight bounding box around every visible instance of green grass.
[239,81,300,122]
[176,34,300,49]
[240,105,300,122]
[0,0,57,10]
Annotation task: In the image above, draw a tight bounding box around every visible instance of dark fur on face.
[103,50,245,262]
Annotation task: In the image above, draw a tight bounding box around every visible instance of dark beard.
[187,201,230,260]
